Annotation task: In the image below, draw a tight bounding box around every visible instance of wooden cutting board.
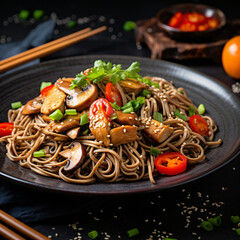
[135,17,240,62]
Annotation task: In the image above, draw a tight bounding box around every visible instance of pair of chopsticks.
[0,25,107,73]
[0,209,49,240]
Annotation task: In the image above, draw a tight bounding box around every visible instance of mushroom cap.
[55,78,98,111]
[59,142,87,172]
[22,96,45,115]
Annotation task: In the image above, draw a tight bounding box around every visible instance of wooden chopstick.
[0,25,107,73]
[0,210,50,240]
[0,223,26,240]
[0,27,91,66]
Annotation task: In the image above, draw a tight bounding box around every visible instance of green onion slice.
[122,107,134,113]
[150,146,161,156]
[198,104,205,115]
[153,112,163,122]
[231,216,240,224]
[109,102,121,111]
[236,228,240,236]
[174,109,186,121]
[11,101,22,109]
[33,150,45,158]
[126,228,139,237]
[188,105,195,117]
[88,230,98,239]
[208,216,221,227]
[123,21,136,31]
[40,82,52,91]
[200,220,214,231]
[80,113,89,126]
[49,109,63,121]
[65,109,77,116]
[141,89,151,97]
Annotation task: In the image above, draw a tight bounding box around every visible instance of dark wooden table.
[0,1,240,239]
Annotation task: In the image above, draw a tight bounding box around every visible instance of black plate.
[0,55,240,195]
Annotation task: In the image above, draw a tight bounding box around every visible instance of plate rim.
[1,54,240,196]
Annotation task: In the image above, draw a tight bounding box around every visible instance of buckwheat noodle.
[0,76,221,184]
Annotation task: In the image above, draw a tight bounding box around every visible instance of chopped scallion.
[153,112,163,122]
[40,82,52,91]
[122,106,134,113]
[150,146,161,156]
[109,102,121,111]
[19,9,29,20]
[65,109,77,115]
[174,109,186,121]
[188,105,195,117]
[123,20,136,31]
[198,104,205,115]
[126,228,139,237]
[109,113,118,121]
[11,101,22,109]
[236,228,240,236]
[200,220,214,231]
[231,216,240,224]
[33,150,45,158]
[33,9,44,19]
[88,230,98,239]
[208,216,221,227]
[49,109,63,121]
[141,89,151,97]
[80,113,89,126]
[164,238,178,240]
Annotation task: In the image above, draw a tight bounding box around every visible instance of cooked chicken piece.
[89,112,111,147]
[66,127,80,139]
[115,111,140,126]
[55,78,98,111]
[110,125,139,146]
[22,96,45,115]
[119,78,148,95]
[41,86,66,115]
[143,119,173,143]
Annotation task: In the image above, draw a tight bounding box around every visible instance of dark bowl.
[156,3,226,42]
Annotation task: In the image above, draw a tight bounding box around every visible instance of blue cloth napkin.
[0,19,56,74]
[0,19,104,223]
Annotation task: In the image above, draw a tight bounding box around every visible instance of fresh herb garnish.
[150,145,161,156]
[174,109,186,121]
[123,20,136,31]
[141,89,151,97]
[110,97,145,113]
[188,105,195,117]
[153,112,163,122]
[71,60,159,89]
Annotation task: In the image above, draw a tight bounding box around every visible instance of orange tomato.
[222,36,240,79]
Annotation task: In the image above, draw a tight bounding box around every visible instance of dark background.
[0,1,240,239]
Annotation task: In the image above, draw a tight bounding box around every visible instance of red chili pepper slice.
[184,12,206,25]
[168,12,183,28]
[189,115,209,137]
[105,82,122,106]
[89,98,114,120]
[40,84,54,97]
[154,152,187,175]
[0,122,14,137]
[179,21,197,32]
[207,17,219,29]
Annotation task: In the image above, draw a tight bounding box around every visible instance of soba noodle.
[0,73,221,184]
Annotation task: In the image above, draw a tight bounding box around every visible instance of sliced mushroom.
[22,96,45,115]
[115,111,140,126]
[55,78,98,111]
[89,112,111,146]
[143,119,173,143]
[41,86,66,115]
[59,142,87,172]
[66,127,80,139]
[119,78,148,95]
[110,125,139,146]
[50,113,82,133]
